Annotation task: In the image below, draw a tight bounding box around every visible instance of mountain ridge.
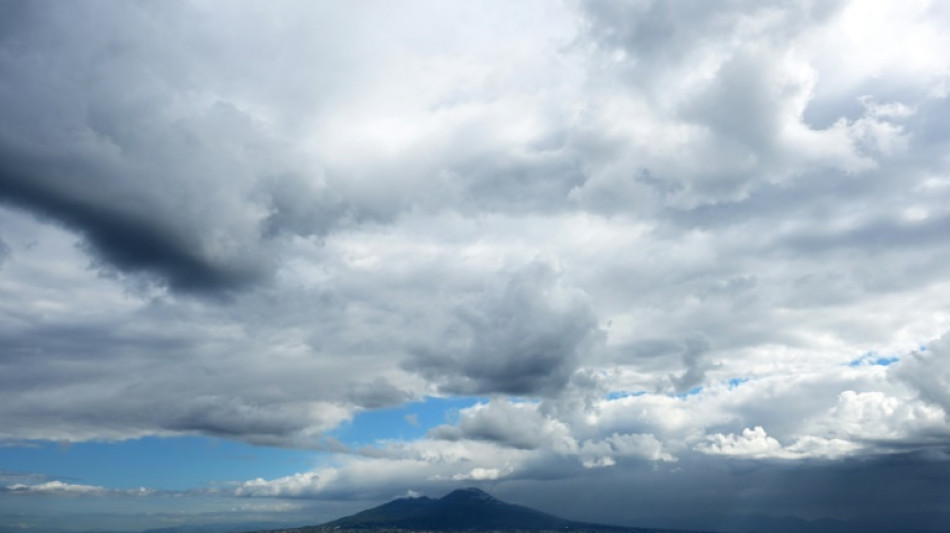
[273,487,705,533]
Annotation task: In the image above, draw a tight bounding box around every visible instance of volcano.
[304,487,699,533]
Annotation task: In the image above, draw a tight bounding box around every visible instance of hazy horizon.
[2,1,950,533]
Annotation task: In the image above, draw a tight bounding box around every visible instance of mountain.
[295,487,695,533]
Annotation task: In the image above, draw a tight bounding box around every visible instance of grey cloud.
[0,282,353,444]
[2,382,344,448]
[2,1,950,530]
[893,333,950,416]
[0,0,586,296]
[581,0,845,101]
[260,174,353,240]
[453,152,586,214]
[0,159,263,293]
[227,435,950,533]
[429,400,568,450]
[680,51,784,157]
[669,334,714,394]
[0,2,359,294]
[502,453,950,533]
[346,378,413,410]
[579,0,843,80]
[0,8,269,293]
[781,207,950,255]
[568,0,872,214]
[405,262,600,397]
[163,396,318,444]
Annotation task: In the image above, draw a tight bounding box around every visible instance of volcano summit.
[267,488,704,533]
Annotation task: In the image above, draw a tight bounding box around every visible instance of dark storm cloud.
[0,158,260,292]
[503,452,950,533]
[405,262,600,397]
[0,1,353,294]
[0,3,255,292]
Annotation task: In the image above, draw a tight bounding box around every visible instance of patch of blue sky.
[727,377,750,389]
[329,395,485,448]
[0,436,317,491]
[0,397,486,492]
[605,391,646,400]
[676,386,703,399]
[847,352,900,367]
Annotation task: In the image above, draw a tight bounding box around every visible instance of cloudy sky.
[2,1,950,532]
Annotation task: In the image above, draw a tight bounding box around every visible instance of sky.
[1,1,950,532]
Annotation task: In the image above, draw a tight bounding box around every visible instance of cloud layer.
[2,0,950,530]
